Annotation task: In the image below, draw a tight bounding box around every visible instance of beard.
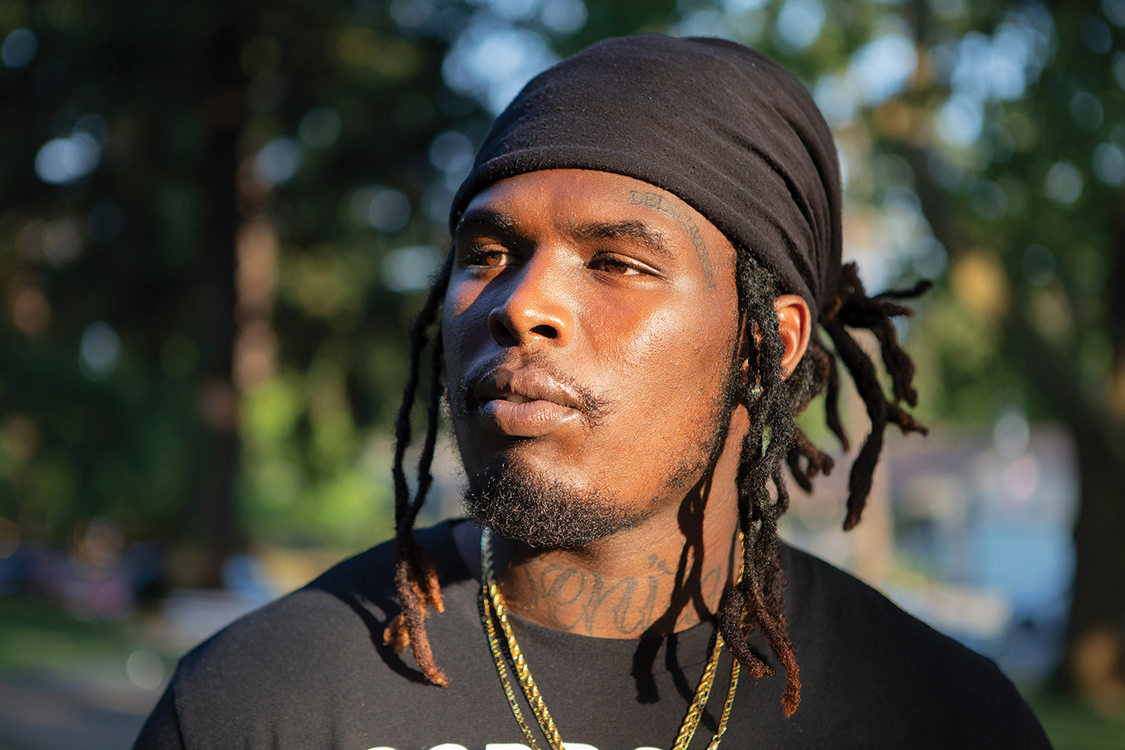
[460,364,741,551]
[462,458,655,550]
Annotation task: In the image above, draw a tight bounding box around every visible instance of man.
[136,35,1050,749]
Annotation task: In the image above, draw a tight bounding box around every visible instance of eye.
[460,243,512,269]
[589,253,644,276]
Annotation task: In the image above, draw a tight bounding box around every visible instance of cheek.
[442,283,487,365]
[597,301,735,394]
[444,276,480,321]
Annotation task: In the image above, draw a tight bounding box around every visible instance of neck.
[455,408,749,639]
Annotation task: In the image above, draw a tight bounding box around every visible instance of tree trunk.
[1060,426,1125,710]
[1005,311,1125,708]
[1054,189,1125,709]
[192,12,249,588]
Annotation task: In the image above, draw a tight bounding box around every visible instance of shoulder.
[778,542,1051,748]
[779,541,997,675]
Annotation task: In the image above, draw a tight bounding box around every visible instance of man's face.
[442,169,743,548]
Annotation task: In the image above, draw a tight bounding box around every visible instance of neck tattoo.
[479,527,742,750]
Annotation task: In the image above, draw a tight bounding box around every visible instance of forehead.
[462,169,697,221]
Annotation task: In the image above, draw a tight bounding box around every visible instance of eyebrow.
[455,208,516,236]
[568,220,673,258]
[455,210,673,259]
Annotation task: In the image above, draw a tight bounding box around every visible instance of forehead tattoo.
[629,189,714,290]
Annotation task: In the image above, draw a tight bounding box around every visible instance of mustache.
[453,352,612,424]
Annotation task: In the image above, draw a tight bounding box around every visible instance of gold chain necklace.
[479,527,741,750]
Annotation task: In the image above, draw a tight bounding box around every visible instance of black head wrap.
[448,32,931,533]
[450,34,842,320]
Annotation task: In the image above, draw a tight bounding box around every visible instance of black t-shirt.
[134,520,1051,749]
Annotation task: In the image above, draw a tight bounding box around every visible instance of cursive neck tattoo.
[502,548,731,637]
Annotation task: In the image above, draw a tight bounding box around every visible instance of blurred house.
[782,421,1076,685]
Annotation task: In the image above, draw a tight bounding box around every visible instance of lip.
[471,365,585,437]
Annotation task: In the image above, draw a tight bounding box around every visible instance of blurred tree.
[866,0,1125,706]
[0,0,496,583]
[957,6,1124,707]
[2,0,1121,707]
[691,0,1125,706]
[0,0,677,582]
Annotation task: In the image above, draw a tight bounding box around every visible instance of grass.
[0,593,176,684]
[0,594,136,677]
[1029,692,1125,750]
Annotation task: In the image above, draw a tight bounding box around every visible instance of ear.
[736,294,813,381]
[774,294,812,379]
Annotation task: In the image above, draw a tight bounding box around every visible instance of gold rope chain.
[479,527,741,750]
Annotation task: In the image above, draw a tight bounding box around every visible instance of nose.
[487,255,574,347]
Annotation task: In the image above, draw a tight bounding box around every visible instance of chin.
[461,458,653,550]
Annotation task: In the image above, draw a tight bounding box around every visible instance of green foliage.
[0,0,478,551]
[2,0,1122,584]
[0,0,686,555]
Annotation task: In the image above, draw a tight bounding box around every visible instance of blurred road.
[0,587,275,750]
[0,672,155,750]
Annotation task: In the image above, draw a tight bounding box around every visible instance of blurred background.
[0,0,1122,747]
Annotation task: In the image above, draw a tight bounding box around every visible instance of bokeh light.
[0,28,37,69]
[253,138,302,186]
[79,321,122,378]
[34,133,101,185]
[1043,161,1084,205]
[381,245,443,292]
[774,0,825,53]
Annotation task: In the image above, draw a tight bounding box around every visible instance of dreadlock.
[382,254,452,687]
[383,249,929,715]
[714,252,930,717]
